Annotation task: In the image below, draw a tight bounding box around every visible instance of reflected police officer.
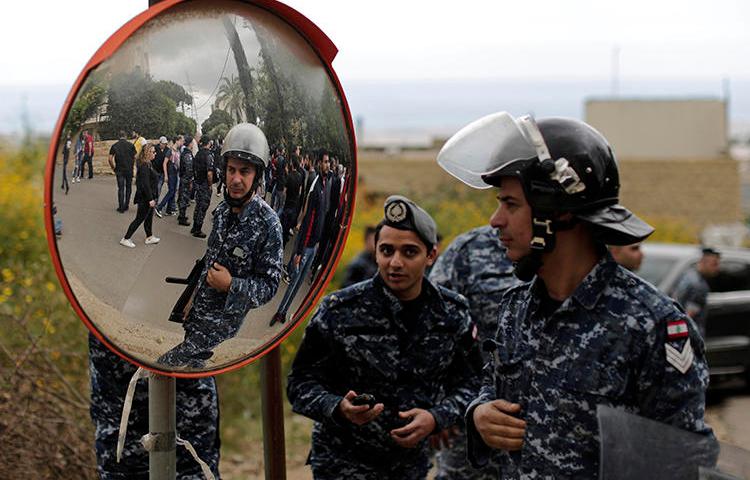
[191,136,215,238]
[428,225,521,479]
[437,112,714,478]
[158,123,283,368]
[287,195,483,479]
[177,135,195,227]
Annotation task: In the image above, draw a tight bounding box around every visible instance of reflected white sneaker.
[145,236,161,245]
[119,238,136,248]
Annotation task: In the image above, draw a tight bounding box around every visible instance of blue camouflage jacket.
[287,275,483,468]
[187,195,283,329]
[429,225,521,364]
[466,253,713,479]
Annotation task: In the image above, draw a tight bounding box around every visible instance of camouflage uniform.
[670,268,710,337]
[428,225,521,480]
[465,254,714,479]
[191,147,214,235]
[287,275,483,480]
[89,334,220,479]
[159,195,283,368]
[177,147,194,224]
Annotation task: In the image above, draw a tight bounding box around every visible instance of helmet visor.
[437,112,537,189]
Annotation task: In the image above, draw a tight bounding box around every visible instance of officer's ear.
[425,246,438,266]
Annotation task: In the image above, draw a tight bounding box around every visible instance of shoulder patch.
[667,319,689,340]
[665,339,694,374]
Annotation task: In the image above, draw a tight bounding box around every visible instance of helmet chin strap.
[513,211,557,281]
[513,211,579,281]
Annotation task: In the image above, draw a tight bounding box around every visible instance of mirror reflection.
[51,0,354,373]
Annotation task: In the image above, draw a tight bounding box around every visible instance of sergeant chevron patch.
[665,340,694,374]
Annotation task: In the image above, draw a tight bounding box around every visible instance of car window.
[707,260,750,292]
[638,255,679,288]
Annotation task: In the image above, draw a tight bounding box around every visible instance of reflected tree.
[215,76,246,124]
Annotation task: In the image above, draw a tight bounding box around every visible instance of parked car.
[639,242,750,384]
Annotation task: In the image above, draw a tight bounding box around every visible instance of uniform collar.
[567,252,617,311]
[530,251,616,312]
[372,273,444,318]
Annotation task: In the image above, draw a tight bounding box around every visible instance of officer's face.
[226,157,257,200]
[610,243,644,272]
[376,226,437,301]
[490,177,533,262]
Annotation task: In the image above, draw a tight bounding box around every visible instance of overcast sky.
[3,0,750,87]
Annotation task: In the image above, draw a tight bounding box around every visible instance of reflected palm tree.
[215,75,246,123]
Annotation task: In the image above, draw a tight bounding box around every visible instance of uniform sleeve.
[286,307,345,424]
[636,311,714,437]
[464,350,499,467]
[428,309,483,432]
[428,242,461,291]
[223,215,283,319]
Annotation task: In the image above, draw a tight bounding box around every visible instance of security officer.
[428,225,521,479]
[671,247,721,337]
[191,136,215,238]
[287,195,483,480]
[158,123,283,369]
[177,135,195,227]
[437,112,714,478]
[89,334,220,479]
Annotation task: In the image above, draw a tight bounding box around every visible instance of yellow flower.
[0,295,6,304]
[1,268,13,282]
[22,278,32,287]
[51,351,61,360]
[2,287,11,297]
[24,295,32,303]
[45,282,56,292]
[43,318,56,335]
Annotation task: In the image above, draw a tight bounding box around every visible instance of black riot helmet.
[220,123,270,207]
[438,112,654,280]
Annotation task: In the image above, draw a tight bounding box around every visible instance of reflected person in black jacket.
[120,144,161,248]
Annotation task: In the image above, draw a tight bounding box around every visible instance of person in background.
[119,143,160,248]
[157,135,183,217]
[73,132,84,183]
[61,135,71,194]
[341,225,378,287]
[108,130,137,214]
[609,242,644,272]
[671,247,721,337]
[153,136,170,200]
[82,130,95,179]
[177,135,195,227]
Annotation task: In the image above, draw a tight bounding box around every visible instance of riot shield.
[597,405,750,480]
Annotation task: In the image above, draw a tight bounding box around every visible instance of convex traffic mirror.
[46,0,356,376]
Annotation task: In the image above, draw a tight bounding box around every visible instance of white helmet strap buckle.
[518,115,586,195]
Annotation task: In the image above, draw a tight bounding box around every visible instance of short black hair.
[701,246,721,257]
[199,135,211,147]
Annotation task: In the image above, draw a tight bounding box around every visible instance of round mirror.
[46,0,355,375]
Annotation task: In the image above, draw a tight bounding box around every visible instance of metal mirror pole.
[260,347,287,479]
[149,374,177,480]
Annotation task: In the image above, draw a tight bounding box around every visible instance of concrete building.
[585,98,741,238]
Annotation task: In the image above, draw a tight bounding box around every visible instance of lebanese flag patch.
[667,320,689,340]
